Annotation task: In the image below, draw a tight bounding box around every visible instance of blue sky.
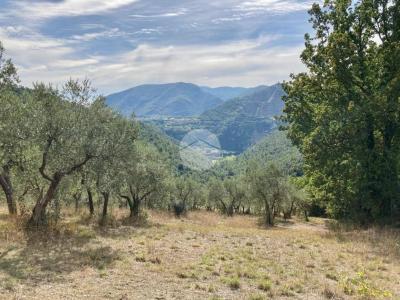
[0,0,313,94]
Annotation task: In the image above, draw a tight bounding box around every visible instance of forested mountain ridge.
[198,84,285,152]
[200,85,268,101]
[106,82,224,117]
[141,84,286,153]
[201,83,284,121]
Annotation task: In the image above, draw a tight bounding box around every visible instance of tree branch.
[39,136,54,182]
[63,154,94,177]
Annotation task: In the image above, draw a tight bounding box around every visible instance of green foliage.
[282,0,400,222]
[340,271,392,298]
[0,41,19,88]
[0,43,26,214]
[239,130,302,176]
[138,122,181,169]
[246,162,289,225]
[118,141,168,217]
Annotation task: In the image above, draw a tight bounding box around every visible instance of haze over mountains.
[106,82,285,153]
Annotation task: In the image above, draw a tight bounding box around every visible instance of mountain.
[106,83,223,117]
[147,83,285,153]
[198,83,285,152]
[201,83,284,121]
[200,85,268,101]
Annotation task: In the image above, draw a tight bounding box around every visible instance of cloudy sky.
[0,0,313,94]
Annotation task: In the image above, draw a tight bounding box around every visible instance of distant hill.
[200,86,267,101]
[106,83,223,117]
[143,83,285,153]
[238,130,302,175]
[201,83,284,121]
[205,130,302,179]
[199,84,285,152]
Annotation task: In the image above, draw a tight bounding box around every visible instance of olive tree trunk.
[29,176,61,227]
[0,171,16,215]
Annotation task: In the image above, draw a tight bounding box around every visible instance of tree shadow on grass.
[0,229,121,285]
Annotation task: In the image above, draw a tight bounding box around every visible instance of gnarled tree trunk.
[29,176,61,227]
[0,172,16,215]
[121,194,140,219]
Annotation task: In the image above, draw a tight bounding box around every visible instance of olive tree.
[222,177,247,216]
[119,142,167,219]
[28,80,128,226]
[246,162,288,226]
[89,107,138,223]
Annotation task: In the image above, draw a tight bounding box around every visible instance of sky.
[0,0,313,94]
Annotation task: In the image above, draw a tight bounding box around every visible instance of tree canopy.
[282,0,400,222]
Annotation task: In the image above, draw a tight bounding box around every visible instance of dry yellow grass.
[0,208,399,299]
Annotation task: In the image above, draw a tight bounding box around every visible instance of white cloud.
[11,0,139,19]
[0,27,305,94]
[130,8,187,18]
[235,0,312,14]
[72,28,125,42]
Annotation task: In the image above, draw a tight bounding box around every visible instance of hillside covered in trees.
[133,84,285,153]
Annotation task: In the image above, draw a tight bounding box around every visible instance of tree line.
[0,41,308,228]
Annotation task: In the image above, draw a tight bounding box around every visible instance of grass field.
[0,208,399,299]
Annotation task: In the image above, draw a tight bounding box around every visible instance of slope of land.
[0,209,398,300]
[206,130,302,178]
[238,130,303,175]
[138,122,181,167]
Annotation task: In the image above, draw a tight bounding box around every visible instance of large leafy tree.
[282,0,400,221]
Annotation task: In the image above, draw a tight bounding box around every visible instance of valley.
[107,83,285,154]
